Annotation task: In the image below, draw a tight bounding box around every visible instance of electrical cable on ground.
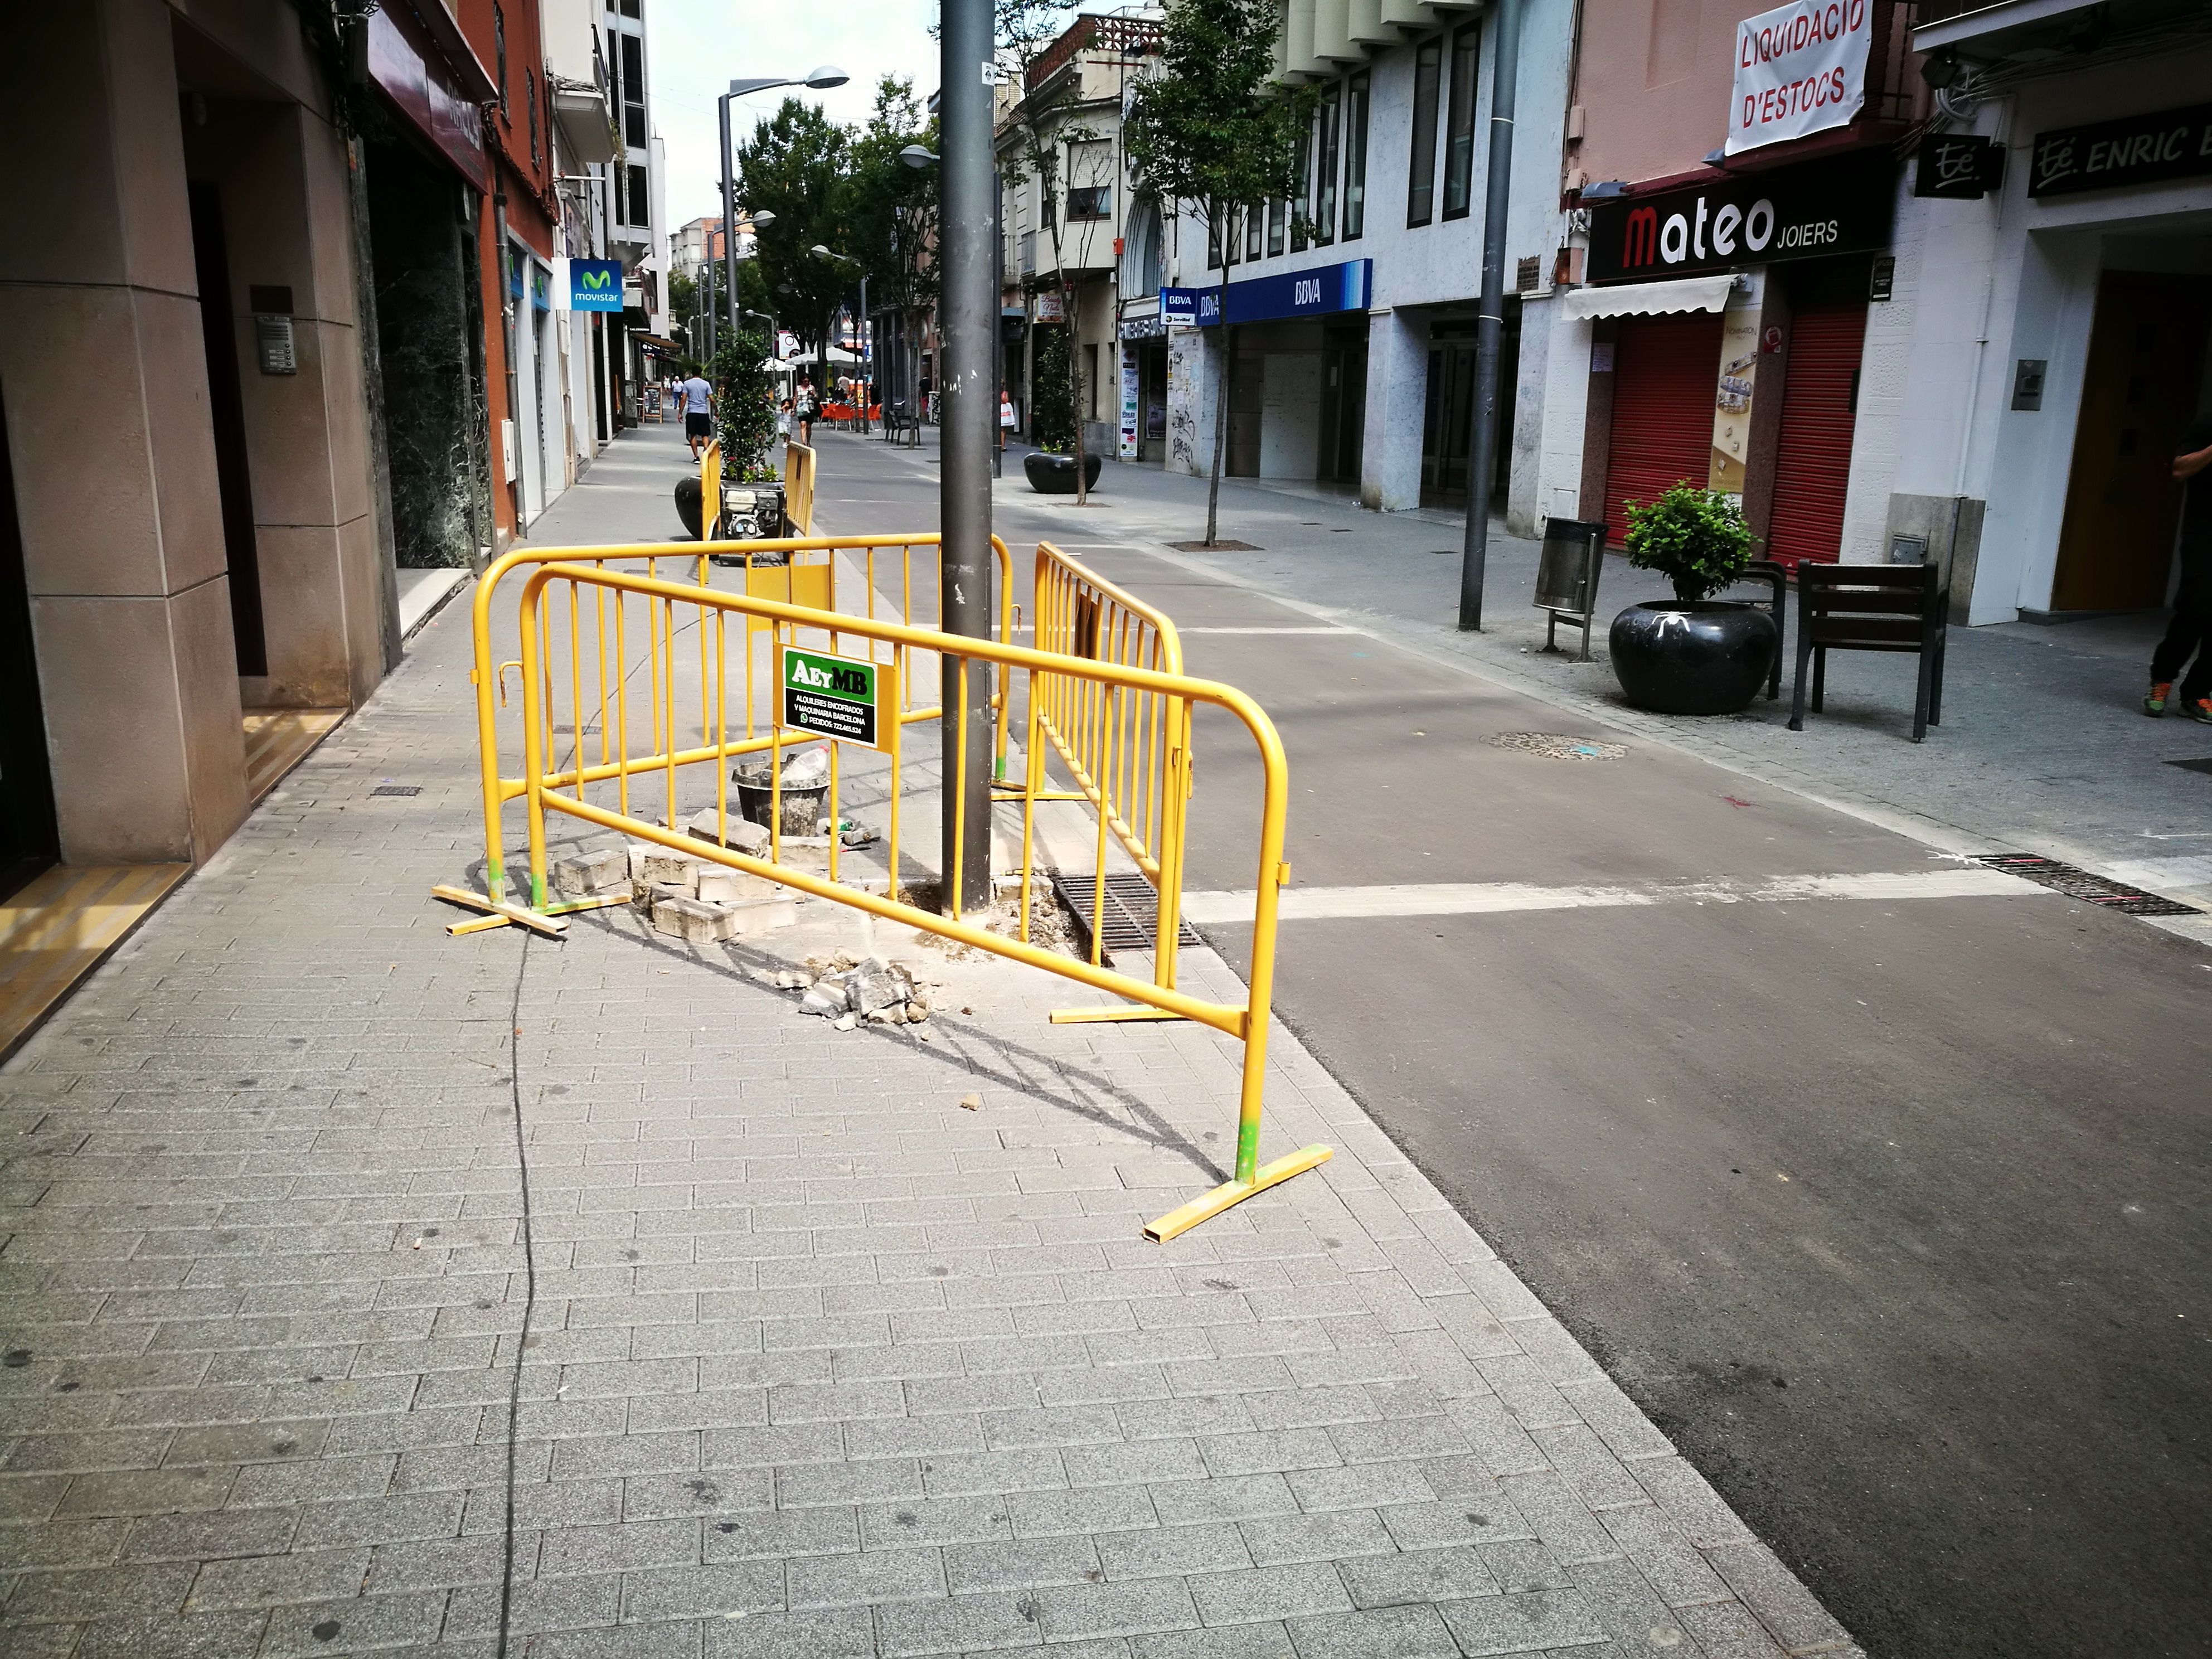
[494,930,540,1659]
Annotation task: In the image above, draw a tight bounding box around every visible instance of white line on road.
[1177,867,2049,924]
[1177,626,1360,635]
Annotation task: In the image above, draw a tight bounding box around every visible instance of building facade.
[1149,0,1576,530]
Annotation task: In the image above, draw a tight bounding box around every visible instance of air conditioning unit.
[501,419,518,482]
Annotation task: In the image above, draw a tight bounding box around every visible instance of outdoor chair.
[1788,561,1948,742]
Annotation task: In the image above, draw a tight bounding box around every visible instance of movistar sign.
[569,259,624,311]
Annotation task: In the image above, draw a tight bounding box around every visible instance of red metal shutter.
[1604,314,1725,548]
[1765,301,1869,567]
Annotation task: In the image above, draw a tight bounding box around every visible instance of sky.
[648,0,940,237]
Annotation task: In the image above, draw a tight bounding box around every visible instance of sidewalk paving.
[973,437,2212,914]
[0,421,1860,1658]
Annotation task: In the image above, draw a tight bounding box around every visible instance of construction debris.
[686,810,771,855]
[651,896,740,944]
[552,847,630,899]
[787,956,939,1030]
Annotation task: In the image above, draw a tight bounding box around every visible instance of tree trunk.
[1066,277,1088,505]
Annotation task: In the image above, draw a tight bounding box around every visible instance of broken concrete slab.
[634,846,706,892]
[697,865,780,905]
[651,895,740,944]
[552,846,630,897]
[686,810,770,855]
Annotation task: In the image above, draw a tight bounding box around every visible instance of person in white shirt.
[678,372,715,461]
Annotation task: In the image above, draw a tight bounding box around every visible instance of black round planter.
[673,476,704,540]
[1024,452,1104,493]
[1609,601,1778,715]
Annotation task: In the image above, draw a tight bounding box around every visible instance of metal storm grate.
[1488,732,1627,761]
[1050,869,1205,957]
[370,785,422,797]
[1973,853,2200,916]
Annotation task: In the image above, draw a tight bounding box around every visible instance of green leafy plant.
[710,331,780,484]
[1029,324,1075,455]
[1622,482,1754,605]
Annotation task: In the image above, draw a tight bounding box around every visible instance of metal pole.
[719,95,740,343]
[702,259,715,358]
[1457,0,1520,632]
[940,0,995,911]
[859,276,871,435]
[993,169,1003,479]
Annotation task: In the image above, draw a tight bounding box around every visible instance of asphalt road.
[799,431,2212,1659]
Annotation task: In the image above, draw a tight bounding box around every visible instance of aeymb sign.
[1726,0,1873,157]
[1586,153,1893,285]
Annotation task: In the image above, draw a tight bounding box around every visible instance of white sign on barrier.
[1726,0,1871,157]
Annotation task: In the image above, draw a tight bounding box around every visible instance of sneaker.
[2143,681,2173,715]
[2186,698,2212,725]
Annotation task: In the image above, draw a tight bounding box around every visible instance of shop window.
[1443,22,1479,219]
[1343,72,1369,240]
[1314,83,1340,248]
[622,34,647,149]
[1408,39,1440,228]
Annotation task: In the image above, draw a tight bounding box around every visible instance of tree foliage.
[1029,326,1075,454]
[735,99,851,355]
[1622,482,1754,604]
[710,329,780,483]
[841,77,939,316]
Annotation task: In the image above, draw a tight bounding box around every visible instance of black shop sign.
[2029,101,2212,198]
[1586,151,1895,285]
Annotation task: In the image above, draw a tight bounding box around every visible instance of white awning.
[1563,275,1737,321]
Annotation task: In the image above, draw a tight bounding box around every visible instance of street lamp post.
[719,67,848,341]
[939,0,995,912]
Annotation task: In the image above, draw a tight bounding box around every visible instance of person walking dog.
[2145,414,2212,721]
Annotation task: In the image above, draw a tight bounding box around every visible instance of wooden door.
[2052,271,2212,612]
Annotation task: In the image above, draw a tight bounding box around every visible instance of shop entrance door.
[1422,341,1476,505]
[2053,271,2212,612]
[1320,337,1367,484]
[1766,292,1869,567]
[1603,313,1726,546]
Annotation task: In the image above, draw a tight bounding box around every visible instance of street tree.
[737,99,851,372]
[993,3,1118,502]
[1123,0,1314,545]
[839,77,939,415]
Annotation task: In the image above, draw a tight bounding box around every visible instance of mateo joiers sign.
[1584,152,1893,285]
[776,645,896,751]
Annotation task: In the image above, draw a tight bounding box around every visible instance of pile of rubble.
[779,954,937,1032]
[550,838,798,944]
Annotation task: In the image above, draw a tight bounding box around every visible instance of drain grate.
[370,785,422,797]
[1973,853,2200,916]
[1488,732,1627,761]
[1049,869,1205,957]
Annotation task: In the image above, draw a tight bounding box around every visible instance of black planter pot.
[1024,452,1104,493]
[1609,601,1779,716]
[673,476,704,541]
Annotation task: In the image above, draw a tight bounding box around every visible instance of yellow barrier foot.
[444,892,630,936]
[431,885,571,939]
[1143,1145,1333,1243]
[1049,1005,1189,1025]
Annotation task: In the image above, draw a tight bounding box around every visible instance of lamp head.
[900,144,939,170]
[804,65,850,90]
[1920,47,1961,89]
[747,209,777,227]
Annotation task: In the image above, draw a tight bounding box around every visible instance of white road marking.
[1176,626,1359,636]
[1177,867,2051,924]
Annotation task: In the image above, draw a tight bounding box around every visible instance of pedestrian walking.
[678,369,715,462]
[794,377,818,447]
[2145,413,2212,720]
[1000,389,1016,452]
[776,397,793,447]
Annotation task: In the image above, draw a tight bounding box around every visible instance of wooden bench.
[1788,562,1948,742]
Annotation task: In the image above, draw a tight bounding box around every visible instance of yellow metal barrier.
[493,557,1324,1241]
[783,440,817,535]
[1031,542,1193,994]
[459,533,1013,908]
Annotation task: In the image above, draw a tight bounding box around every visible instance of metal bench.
[1788,561,1948,743]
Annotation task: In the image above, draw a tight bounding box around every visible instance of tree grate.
[1973,853,2200,916]
[1049,869,1205,957]
[370,785,422,797]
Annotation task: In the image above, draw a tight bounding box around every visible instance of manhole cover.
[1973,853,2199,916]
[1487,733,1626,760]
[370,785,422,797]
[1049,870,1204,958]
